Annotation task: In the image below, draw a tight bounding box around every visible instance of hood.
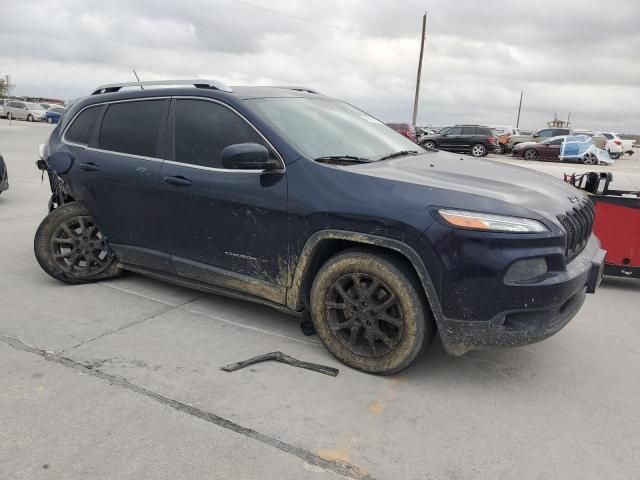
[513,141,536,149]
[346,150,587,224]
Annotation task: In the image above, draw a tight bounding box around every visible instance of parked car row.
[511,135,614,165]
[1,99,66,123]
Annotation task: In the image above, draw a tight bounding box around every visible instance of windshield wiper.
[377,150,419,161]
[314,155,372,165]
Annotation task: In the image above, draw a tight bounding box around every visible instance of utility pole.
[516,90,524,128]
[412,12,427,126]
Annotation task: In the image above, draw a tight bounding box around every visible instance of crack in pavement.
[0,333,375,480]
[58,297,201,355]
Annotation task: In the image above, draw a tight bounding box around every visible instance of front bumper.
[417,228,605,355]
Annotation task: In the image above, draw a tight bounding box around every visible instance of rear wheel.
[581,153,597,165]
[34,202,121,284]
[499,144,507,154]
[609,152,620,160]
[524,149,539,161]
[310,249,434,374]
[471,143,486,157]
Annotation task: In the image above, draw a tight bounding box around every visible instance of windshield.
[247,97,424,161]
[26,103,43,110]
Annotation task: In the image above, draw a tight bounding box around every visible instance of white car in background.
[606,133,634,157]
[4,101,46,122]
[601,132,623,159]
[0,99,8,118]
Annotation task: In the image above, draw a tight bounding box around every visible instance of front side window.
[98,100,166,158]
[446,127,463,135]
[173,99,271,168]
[548,138,564,145]
[65,105,102,145]
[247,97,423,161]
[462,127,477,135]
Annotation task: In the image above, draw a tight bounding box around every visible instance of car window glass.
[462,127,477,135]
[439,127,451,135]
[98,100,166,158]
[174,99,270,168]
[548,138,563,145]
[447,127,463,135]
[538,130,553,137]
[65,106,102,145]
[603,133,613,139]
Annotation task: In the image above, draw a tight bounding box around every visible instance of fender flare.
[285,230,443,323]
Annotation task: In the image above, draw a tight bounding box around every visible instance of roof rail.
[272,86,321,95]
[91,79,233,95]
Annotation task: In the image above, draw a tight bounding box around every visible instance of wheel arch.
[286,230,443,325]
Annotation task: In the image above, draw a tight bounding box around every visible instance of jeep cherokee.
[34,79,605,374]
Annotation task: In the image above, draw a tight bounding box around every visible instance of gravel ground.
[1,119,639,480]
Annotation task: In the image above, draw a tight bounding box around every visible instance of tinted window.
[462,127,477,135]
[479,127,494,135]
[603,133,613,139]
[554,129,570,136]
[98,100,166,157]
[174,99,269,168]
[447,127,463,135]
[548,138,564,145]
[537,129,553,138]
[65,106,102,145]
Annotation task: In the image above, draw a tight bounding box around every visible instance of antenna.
[132,69,143,90]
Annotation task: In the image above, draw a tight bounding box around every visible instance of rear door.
[460,126,478,149]
[160,97,289,298]
[65,99,171,271]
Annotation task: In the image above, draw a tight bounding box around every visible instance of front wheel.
[581,153,597,165]
[471,143,486,157]
[421,140,437,150]
[47,117,53,124]
[310,249,434,375]
[27,114,33,122]
[34,202,121,284]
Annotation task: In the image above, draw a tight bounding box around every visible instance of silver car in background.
[5,101,46,121]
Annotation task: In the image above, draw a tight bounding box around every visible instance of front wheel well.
[293,239,431,319]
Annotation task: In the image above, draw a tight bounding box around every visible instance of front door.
[160,98,288,301]
[440,126,463,149]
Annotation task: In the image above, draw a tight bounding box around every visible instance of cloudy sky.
[2,0,640,132]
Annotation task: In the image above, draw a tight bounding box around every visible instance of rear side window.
[174,99,269,168]
[603,133,613,139]
[65,106,102,145]
[98,100,166,158]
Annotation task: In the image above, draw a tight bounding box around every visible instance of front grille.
[557,199,595,261]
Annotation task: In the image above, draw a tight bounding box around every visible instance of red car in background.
[386,122,417,143]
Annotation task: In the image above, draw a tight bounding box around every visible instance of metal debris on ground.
[221,351,339,376]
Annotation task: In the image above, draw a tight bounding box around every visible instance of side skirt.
[121,264,301,317]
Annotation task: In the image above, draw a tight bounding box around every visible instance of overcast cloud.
[2,0,640,132]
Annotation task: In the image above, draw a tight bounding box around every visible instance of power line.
[229,0,374,36]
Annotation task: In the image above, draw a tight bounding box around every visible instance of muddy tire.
[310,249,434,375]
[34,202,121,284]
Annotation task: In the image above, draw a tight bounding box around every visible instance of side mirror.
[221,143,280,171]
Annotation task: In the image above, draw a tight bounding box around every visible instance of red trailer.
[565,172,640,279]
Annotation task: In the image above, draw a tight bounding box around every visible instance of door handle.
[164,175,192,187]
[79,162,99,172]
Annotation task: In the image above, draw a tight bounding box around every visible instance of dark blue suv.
[35,80,605,374]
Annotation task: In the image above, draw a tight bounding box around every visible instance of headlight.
[437,209,548,233]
